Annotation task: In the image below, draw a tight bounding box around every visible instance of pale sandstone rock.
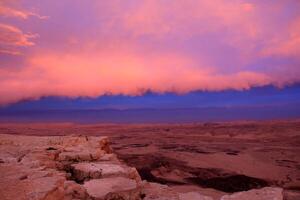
[58,137,107,162]
[220,187,283,200]
[0,171,65,200]
[71,162,103,182]
[0,155,18,164]
[71,162,139,182]
[61,135,89,147]
[98,153,118,161]
[2,134,287,200]
[27,176,65,200]
[20,151,58,169]
[179,192,214,200]
[91,149,106,160]
[58,149,104,162]
[83,177,139,200]
[142,182,180,200]
[63,180,88,200]
[94,163,128,178]
[98,136,113,154]
[128,167,142,183]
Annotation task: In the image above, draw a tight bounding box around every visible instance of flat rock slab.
[142,182,179,200]
[58,149,104,162]
[83,177,139,199]
[0,172,65,200]
[220,187,283,200]
[71,162,129,181]
[179,192,214,200]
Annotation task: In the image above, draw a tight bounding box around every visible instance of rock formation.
[0,134,284,200]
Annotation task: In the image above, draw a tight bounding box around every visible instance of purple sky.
[0,1,300,120]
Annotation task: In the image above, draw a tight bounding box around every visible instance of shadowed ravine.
[117,154,271,193]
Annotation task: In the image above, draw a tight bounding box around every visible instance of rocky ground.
[0,120,299,199]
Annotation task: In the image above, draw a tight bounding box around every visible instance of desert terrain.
[0,120,300,199]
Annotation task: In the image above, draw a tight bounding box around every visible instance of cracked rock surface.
[0,133,284,200]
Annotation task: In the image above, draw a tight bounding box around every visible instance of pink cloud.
[261,17,300,57]
[0,49,273,105]
[0,1,46,55]
[0,4,29,19]
[0,49,22,55]
[116,0,258,39]
[0,2,48,19]
[0,23,37,55]
[0,23,37,46]
[0,0,299,105]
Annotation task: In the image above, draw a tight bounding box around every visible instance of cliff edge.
[0,134,283,200]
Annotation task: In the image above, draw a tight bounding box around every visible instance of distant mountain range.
[0,104,300,123]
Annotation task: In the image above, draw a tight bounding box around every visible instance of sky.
[0,0,300,121]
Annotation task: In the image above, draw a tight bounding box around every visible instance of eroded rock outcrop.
[0,134,142,200]
[0,134,285,200]
[71,162,141,183]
